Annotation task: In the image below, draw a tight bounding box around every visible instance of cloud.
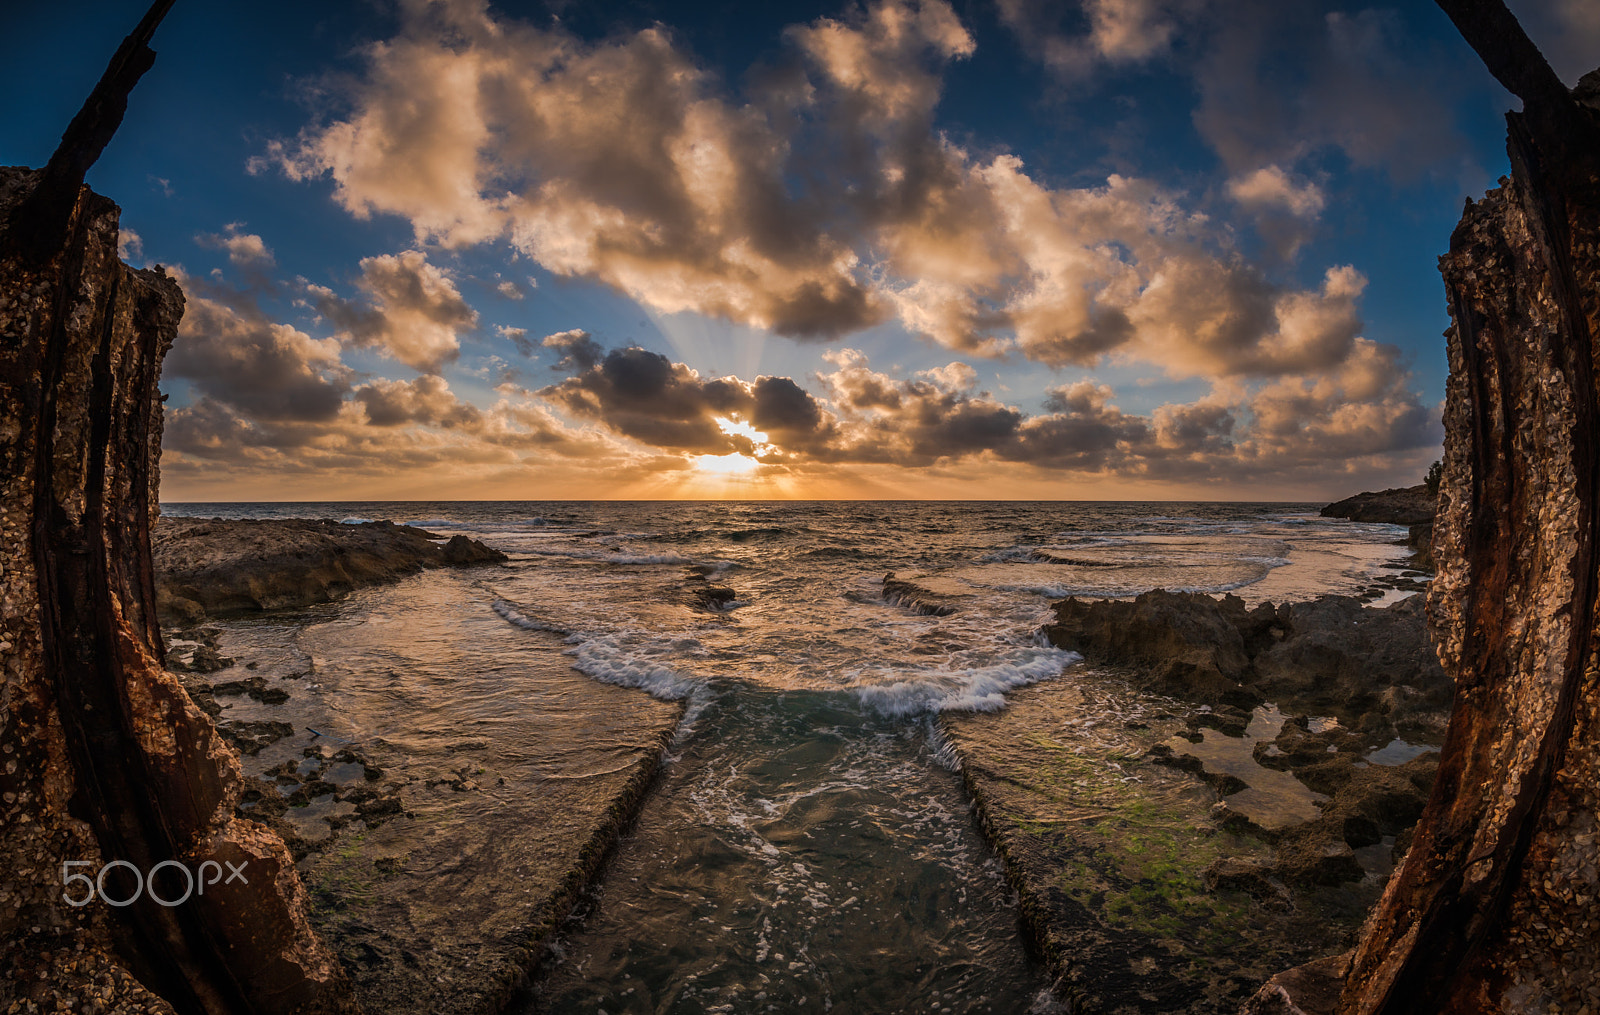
[541,328,603,372]
[539,345,769,454]
[496,279,524,300]
[118,228,144,264]
[165,275,350,422]
[308,249,476,373]
[256,0,1432,451]
[196,224,276,269]
[1191,3,1465,181]
[1228,165,1325,218]
[1226,164,1327,258]
[535,341,1434,481]
[497,325,535,358]
[995,0,1200,78]
[1513,0,1600,85]
[354,375,482,427]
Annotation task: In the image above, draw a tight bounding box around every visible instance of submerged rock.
[153,516,508,621]
[881,571,961,616]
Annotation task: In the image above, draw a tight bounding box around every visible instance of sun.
[694,451,761,475]
[691,416,771,476]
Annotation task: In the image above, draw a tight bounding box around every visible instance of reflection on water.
[525,690,1057,1014]
[163,500,1420,1013]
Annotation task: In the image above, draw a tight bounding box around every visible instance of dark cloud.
[354,376,482,428]
[542,329,604,372]
[1191,2,1465,180]
[165,282,350,423]
[539,346,753,454]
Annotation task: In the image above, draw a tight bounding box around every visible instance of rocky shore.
[154,518,686,1015]
[153,516,507,622]
[1320,484,1439,570]
[938,589,1451,1012]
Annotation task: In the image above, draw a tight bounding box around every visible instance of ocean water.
[161,501,1419,1012]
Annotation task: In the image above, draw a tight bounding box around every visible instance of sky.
[5,0,1598,501]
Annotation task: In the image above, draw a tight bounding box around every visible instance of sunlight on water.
[162,500,1418,1013]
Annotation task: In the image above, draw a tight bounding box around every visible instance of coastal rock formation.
[1043,591,1451,726]
[1320,485,1438,572]
[153,517,506,622]
[1255,3,1600,1012]
[934,587,1454,1011]
[0,8,358,1012]
[1318,485,1436,526]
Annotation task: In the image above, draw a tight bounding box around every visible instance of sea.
[160,500,1421,1013]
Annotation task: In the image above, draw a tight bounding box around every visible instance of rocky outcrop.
[1271,4,1600,1012]
[0,10,358,1012]
[1319,485,1436,526]
[153,517,506,622]
[1043,591,1451,726]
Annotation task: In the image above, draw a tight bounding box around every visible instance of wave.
[719,525,799,542]
[853,648,1079,716]
[491,599,569,635]
[881,576,956,617]
[518,546,699,566]
[568,635,698,700]
[978,543,1130,564]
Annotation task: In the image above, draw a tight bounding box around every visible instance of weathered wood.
[0,9,361,1014]
[1327,2,1600,1011]
[4,0,175,264]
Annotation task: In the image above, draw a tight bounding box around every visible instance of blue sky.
[6,0,1596,499]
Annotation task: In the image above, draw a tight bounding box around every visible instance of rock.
[1239,953,1348,1015]
[1319,485,1436,525]
[152,517,507,621]
[1202,857,1290,904]
[1043,590,1451,724]
[1406,520,1434,571]
[1,111,357,1014]
[1273,831,1366,886]
[175,643,233,673]
[211,675,291,705]
[1044,590,1264,707]
[882,572,959,616]
[693,585,738,609]
[439,532,505,565]
[1250,596,1448,715]
[215,719,297,755]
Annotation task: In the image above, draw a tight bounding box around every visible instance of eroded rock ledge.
[1043,590,1451,725]
[154,516,507,622]
[933,590,1451,1012]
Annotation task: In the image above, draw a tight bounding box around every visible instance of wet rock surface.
[938,590,1449,1012]
[153,516,507,622]
[882,571,964,616]
[1043,591,1451,729]
[162,573,687,1015]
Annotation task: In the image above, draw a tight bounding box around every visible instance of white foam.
[568,634,699,700]
[853,648,1079,716]
[491,599,568,635]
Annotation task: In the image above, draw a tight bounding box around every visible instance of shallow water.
[163,501,1419,1011]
